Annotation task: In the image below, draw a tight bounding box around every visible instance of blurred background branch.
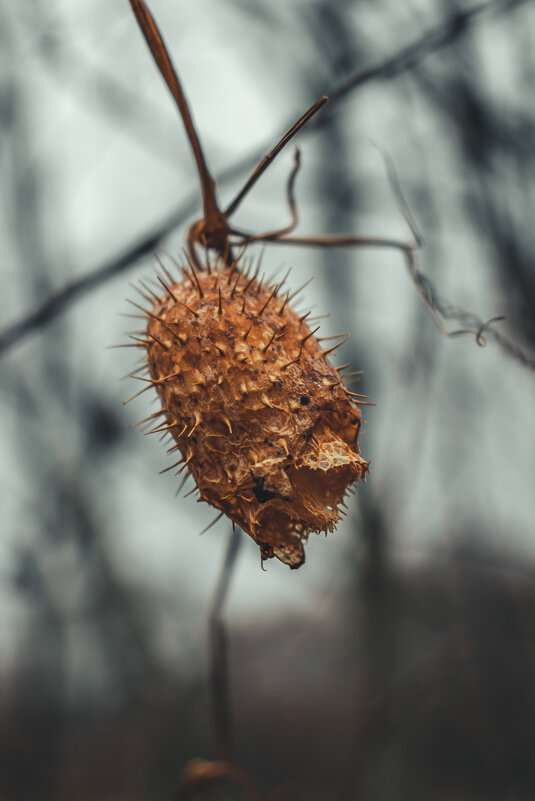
[2,0,533,365]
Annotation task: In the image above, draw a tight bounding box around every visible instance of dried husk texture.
[143,260,369,568]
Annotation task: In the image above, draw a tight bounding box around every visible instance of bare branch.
[328,0,525,104]
[0,0,532,361]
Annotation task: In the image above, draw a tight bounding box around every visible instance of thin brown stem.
[209,526,242,763]
[230,146,302,243]
[238,233,415,252]
[128,0,221,225]
[225,96,327,218]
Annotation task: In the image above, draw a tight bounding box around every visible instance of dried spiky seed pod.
[141,259,369,568]
[124,0,380,568]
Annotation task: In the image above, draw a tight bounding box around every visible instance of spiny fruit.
[134,257,369,568]
[125,0,376,568]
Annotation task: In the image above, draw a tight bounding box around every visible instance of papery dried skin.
[145,262,369,568]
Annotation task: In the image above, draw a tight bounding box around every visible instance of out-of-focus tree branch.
[0,0,533,367]
[329,0,527,102]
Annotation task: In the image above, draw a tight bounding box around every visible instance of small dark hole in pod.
[252,475,279,504]
[300,395,310,405]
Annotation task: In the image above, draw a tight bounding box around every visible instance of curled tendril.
[447,315,506,347]
[476,315,507,347]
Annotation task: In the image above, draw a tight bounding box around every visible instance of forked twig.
[130,0,327,270]
[126,0,513,355]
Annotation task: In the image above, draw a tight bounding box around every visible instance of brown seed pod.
[140,262,369,568]
[123,0,422,567]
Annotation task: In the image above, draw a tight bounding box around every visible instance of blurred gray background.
[1,0,535,799]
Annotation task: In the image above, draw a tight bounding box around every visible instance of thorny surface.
[132,252,369,567]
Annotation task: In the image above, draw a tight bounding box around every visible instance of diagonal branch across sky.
[0,0,532,370]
